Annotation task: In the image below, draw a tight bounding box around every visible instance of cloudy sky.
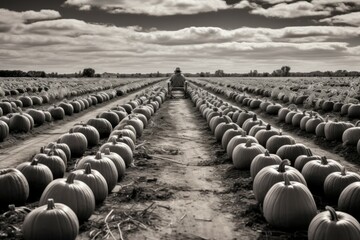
[0,0,359,74]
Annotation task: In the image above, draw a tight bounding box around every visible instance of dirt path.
[103,95,255,240]
[0,87,159,169]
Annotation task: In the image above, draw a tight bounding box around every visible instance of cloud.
[320,12,360,26]
[250,1,331,18]
[0,8,359,73]
[64,0,230,16]
[0,8,61,24]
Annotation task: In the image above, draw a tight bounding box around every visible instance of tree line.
[0,67,359,78]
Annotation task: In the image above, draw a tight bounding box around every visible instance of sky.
[0,0,359,74]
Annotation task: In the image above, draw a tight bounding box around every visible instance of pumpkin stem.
[112,138,117,145]
[84,163,92,174]
[306,148,313,157]
[326,206,339,222]
[278,159,290,173]
[341,166,346,176]
[264,150,270,157]
[66,173,76,184]
[252,114,257,121]
[266,124,271,130]
[241,131,247,137]
[279,129,282,136]
[47,199,56,210]
[30,159,39,166]
[69,128,74,134]
[284,173,291,186]
[245,140,252,148]
[8,204,16,211]
[104,148,111,155]
[40,146,45,153]
[334,118,339,123]
[321,156,328,165]
[95,151,102,160]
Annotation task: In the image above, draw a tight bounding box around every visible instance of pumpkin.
[260,100,271,112]
[209,114,231,133]
[35,151,66,179]
[242,114,260,134]
[0,102,12,114]
[302,156,342,194]
[266,103,282,115]
[16,159,53,200]
[58,130,88,158]
[278,106,292,122]
[263,174,317,229]
[0,119,9,141]
[42,147,67,166]
[226,132,258,159]
[254,124,279,147]
[69,100,81,113]
[305,114,324,133]
[19,96,33,107]
[236,110,254,127]
[73,163,108,203]
[325,119,353,141]
[72,122,100,147]
[39,173,95,222]
[333,102,344,112]
[299,111,313,130]
[232,141,265,169]
[324,167,360,201]
[107,133,135,152]
[76,152,118,192]
[99,139,133,167]
[250,150,282,180]
[342,121,360,145]
[285,109,299,124]
[59,102,74,116]
[116,115,144,137]
[348,104,360,118]
[22,198,79,240]
[109,129,136,144]
[248,120,266,137]
[339,181,360,221]
[0,168,29,208]
[47,140,71,162]
[133,106,152,120]
[292,111,308,127]
[308,206,360,240]
[111,109,128,122]
[214,120,238,142]
[26,109,45,126]
[98,110,120,128]
[249,99,261,109]
[48,105,65,120]
[276,143,308,165]
[294,148,321,172]
[206,107,221,123]
[253,160,306,203]
[221,128,246,150]
[43,110,52,122]
[315,116,329,138]
[102,148,126,181]
[9,111,31,133]
[266,131,296,154]
[86,117,113,138]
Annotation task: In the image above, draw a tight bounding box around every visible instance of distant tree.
[82,68,95,77]
[215,69,225,77]
[281,66,291,76]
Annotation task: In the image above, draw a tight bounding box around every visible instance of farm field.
[2,77,360,240]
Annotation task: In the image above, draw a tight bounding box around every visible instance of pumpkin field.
[1,76,360,240]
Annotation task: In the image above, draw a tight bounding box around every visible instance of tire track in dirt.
[127,93,257,239]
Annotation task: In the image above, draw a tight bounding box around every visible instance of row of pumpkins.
[187,83,360,239]
[0,84,168,240]
[189,79,360,155]
[0,79,161,142]
[192,78,360,119]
